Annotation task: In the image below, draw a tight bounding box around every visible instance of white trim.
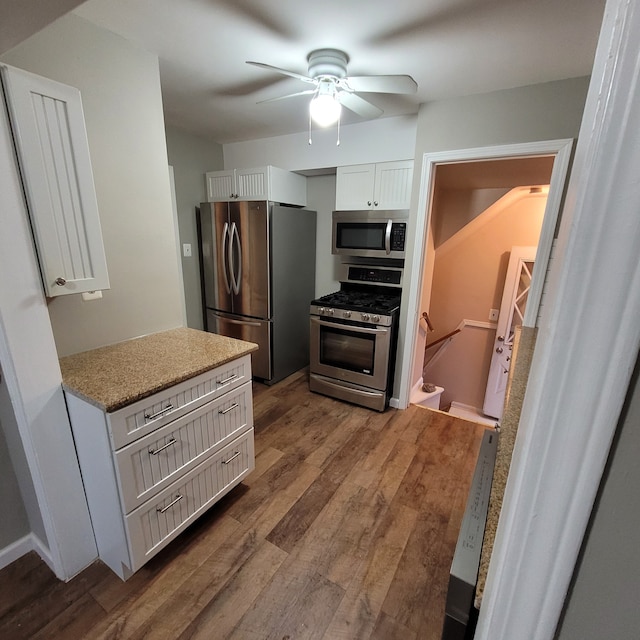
[398,138,573,411]
[0,533,53,574]
[476,0,640,637]
[169,165,188,327]
[523,141,572,326]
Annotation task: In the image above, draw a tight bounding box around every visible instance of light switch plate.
[183,243,192,257]
[489,308,499,321]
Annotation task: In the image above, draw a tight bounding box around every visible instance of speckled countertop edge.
[475,326,538,608]
[59,327,258,412]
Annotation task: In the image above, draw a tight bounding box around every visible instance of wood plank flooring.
[0,369,487,640]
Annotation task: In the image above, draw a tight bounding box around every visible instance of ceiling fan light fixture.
[309,83,341,127]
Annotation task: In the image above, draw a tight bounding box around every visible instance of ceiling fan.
[246,48,417,127]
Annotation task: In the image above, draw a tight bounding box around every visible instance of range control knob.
[362,313,371,321]
[372,315,380,323]
[318,307,325,315]
[343,310,351,318]
[327,308,334,316]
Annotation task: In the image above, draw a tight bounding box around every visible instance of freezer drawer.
[114,381,253,513]
[126,429,255,572]
[207,309,271,381]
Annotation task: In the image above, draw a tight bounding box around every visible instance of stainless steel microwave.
[332,210,408,259]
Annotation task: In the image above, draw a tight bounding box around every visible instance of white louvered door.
[483,246,537,419]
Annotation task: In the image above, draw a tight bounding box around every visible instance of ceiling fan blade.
[257,89,317,104]
[342,74,418,94]
[338,92,383,119]
[246,61,316,85]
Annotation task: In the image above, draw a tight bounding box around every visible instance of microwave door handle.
[385,219,392,255]
[230,222,241,295]
[221,222,232,294]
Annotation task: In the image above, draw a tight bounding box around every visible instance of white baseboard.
[0,533,54,573]
[449,401,497,427]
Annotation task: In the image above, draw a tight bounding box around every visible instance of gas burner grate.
[312,288,401,314]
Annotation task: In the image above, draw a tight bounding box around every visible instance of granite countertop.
[474,325,537,608]
[59,327,258,412]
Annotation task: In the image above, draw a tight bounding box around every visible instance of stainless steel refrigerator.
[199,200,316,384]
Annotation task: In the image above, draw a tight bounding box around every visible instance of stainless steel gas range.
[309,263,402,411]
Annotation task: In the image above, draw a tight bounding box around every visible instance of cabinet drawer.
[115,382,253,512]
[126,429,254,571]
[107,355,251,449]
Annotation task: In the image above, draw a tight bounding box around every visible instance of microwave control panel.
[390,223,406,251]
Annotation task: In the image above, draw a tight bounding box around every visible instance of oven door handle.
[313,375,384,398]
[311,317,388,334]
[385,219,392,255]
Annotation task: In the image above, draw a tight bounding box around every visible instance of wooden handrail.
[422,311,434,332]
[425,327,462,350]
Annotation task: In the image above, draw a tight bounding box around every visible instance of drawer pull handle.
[156,494,183,514]
[221,451,241,465]
[148,437,176,456]
[218,403,239,415]
[217,374,238,386]
[144,404,174,421]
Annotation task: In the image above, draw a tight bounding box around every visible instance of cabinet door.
[206,170,236,201]
[1,64,109,297]
[335,164,376,210]
[235,167,269,200]
[373,160,414,210]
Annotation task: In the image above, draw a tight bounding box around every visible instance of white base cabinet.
[65,354,255,580]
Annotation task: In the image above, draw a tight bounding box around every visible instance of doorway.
[397,139,574,411]
[418,157,552,420]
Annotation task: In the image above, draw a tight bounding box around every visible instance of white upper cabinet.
[336,160,414,210]
[205,169,236,201]
[205,165,307,206]
[1,64,109,297]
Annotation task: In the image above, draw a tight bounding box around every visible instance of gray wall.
[306,174,340,298]
[0,374,30,549]
[555,354,640,639]
[1,13,184,356]
[0,13,187,571]
[397,76,592,397]
[414,77,591,154]
[165,126,224,330]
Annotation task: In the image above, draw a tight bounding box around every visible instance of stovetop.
[310,265,402,326]
[312,287,401,314]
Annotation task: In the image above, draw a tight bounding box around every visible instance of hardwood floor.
[0,369,487,639]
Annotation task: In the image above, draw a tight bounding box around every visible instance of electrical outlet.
[183,243,192,257]
[82,290,103,301]
[489,308,499,321]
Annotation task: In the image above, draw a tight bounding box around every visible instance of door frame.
[397,137,573,410]
[398,1,640,636]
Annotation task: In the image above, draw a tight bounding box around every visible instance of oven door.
[310,316,391,391]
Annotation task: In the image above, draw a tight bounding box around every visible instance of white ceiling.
[70,0,606,145]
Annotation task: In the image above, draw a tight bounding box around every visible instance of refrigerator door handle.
[230,221,242,295]
[220,316,262,328]
[221,221,232,294]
